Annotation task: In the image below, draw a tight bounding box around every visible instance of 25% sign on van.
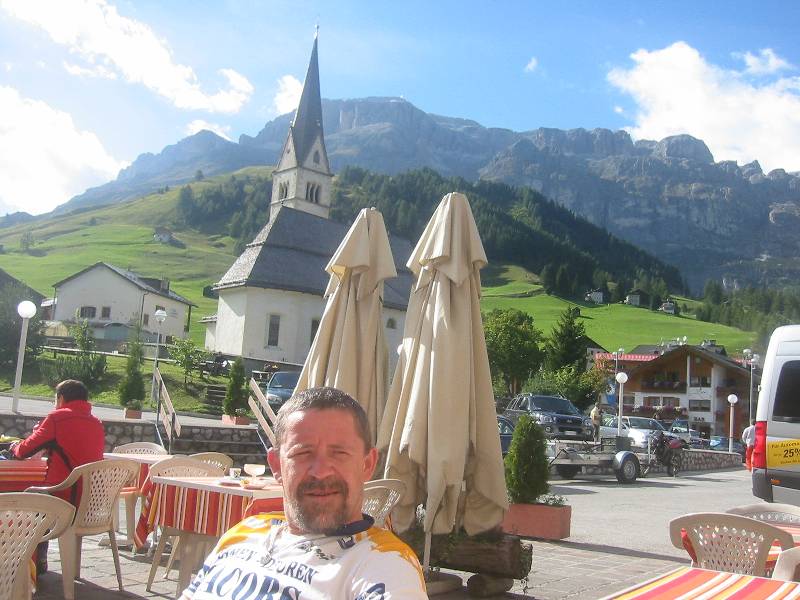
[768,439,800,468]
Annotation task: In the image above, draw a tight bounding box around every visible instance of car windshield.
[529,396,581,416]
[269,372,299,388]
[671,420,690,432]
[628,417,665,430]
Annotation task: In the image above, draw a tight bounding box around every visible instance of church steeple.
[270,30,332,220]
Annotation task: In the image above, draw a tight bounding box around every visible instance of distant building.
[584,289,604,304]
[659,299,676,314]
[153,227,175,244]
[203,34,412,370]
[52,262,195,343]
[625,288,650,307]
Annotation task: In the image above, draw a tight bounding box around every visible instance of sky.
[1,0,799,215]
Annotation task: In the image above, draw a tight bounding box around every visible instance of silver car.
[600,415,675,448]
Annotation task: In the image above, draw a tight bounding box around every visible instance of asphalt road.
[551,467,756,558]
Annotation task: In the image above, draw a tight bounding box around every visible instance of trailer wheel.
[615,454,639,483]
[556,465,581,479]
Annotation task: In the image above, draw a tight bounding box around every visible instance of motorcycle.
[641,430,685,477]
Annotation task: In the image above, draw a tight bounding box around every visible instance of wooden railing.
[154,367,181,452]
[248,378,277,447]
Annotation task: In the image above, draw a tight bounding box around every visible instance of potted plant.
[118,334,145,419]
[222,358,250,425]
[501,415,571,539]
[123,399,143,420]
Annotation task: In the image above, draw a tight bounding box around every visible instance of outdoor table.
[134,475,283,592]
[0,457,47,492]
[602,566,800,599]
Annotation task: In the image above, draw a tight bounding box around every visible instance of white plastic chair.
[0,493,75,600]
[773,546,800,581]
[111,442,169,546]
[362,479,406,527]
[670,512,794,576]
[144,457,225,593]
[189,452,234,472]
[27,458,139,600]
[728,503,800,525]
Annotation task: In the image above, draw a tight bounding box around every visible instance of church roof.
[214,208,414,310]
[289,34,326,167]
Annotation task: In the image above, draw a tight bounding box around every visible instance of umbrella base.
[425,571,462,595]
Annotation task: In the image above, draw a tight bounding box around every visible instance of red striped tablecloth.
[605,567,800,599]
[134,476,283,550]
[0,458,47,492]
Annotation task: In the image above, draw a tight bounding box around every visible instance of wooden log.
[467,574,514,597]
[400,529,532,580]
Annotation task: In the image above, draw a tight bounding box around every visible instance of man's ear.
[267,447,282,483]
[363,447,378,481]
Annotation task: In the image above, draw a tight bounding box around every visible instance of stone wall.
[553,448,744,477]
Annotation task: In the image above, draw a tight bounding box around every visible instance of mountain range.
[40,97,800,291]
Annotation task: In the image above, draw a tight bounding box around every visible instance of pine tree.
[544,306,588,372]
[224,358,247,416]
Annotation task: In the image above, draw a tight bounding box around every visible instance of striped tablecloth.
[605,567,800,599]
[0,458,47,492]
[134,476,283,550]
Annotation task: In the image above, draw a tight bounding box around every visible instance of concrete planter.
[501,503,571,540]
[222,414,250,426]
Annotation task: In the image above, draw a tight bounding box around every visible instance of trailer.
[547,437,656,483]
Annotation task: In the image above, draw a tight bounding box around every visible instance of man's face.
[267,408,377,534]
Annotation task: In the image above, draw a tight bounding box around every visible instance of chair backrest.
[727,503,800,525]
[0,493,75,600]
[147,456,225,480]
[362,479,406,527]
[72,459,140,535]
[112,441,168,455]
[669,512,795,576]
[189,452,234,472]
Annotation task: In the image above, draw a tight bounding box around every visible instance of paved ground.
[25,466,755,599]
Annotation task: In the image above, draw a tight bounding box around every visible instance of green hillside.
[0,166,756,353]
[481,265,755,353]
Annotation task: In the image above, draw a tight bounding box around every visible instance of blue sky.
[1,0,799,214]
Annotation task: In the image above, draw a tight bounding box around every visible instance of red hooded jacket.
[13,400,105,502]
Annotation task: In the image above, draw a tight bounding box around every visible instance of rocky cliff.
[54,97,800,290]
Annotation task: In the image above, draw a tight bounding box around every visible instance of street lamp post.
[727,394,738,453]
[743,349,760,421]
[12,301,37,413]
[150,309,168,415]
[616,371,628,438]
[613,347,625,374]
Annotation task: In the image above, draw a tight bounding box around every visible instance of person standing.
[590,401,603,442]
[742,420,756,471]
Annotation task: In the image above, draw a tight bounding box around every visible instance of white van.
[752,325,800,504]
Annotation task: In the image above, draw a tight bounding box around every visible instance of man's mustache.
[297,476,347,496]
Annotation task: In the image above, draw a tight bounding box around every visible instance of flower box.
[501,502,571,540]
[123,408,142,420]
[222,414,250,426]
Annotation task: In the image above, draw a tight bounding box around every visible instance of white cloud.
[734,48,793,75]
[273,74,302,115]
[0,86,125,215]
[0,0,253,113]
[613,105,624,114]
[185,119,231,141]
[63,61,117,79]
[524,56,539,73]
[608,41,800,172]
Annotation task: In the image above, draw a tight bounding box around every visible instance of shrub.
[224,357,247,416]
[41,354,107,387]
[118,355,146,408]
[504,415,550,504]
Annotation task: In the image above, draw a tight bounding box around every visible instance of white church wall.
[213,288,248,356]
[384,306,406,374]
[203,320,217,350]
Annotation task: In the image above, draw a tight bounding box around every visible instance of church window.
[267,314,281,347]
[313,150,320,164]
[313,184,320,204]
[279,182,288,200]
[305,182,312,201]
[310,318,320,345]
[386,317,397,330]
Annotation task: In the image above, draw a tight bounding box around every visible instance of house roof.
[53,262,196,307]
[0,267,44,303]
[214,207,414,311]
[627,343,750,378]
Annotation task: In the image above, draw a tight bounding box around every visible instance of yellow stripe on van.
[768,439,800,467]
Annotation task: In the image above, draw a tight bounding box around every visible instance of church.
[202,34,412,369]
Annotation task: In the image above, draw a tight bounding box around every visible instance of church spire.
[290,30,324,166]
[270,30,332,220]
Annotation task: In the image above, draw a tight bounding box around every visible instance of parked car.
[503,394,593,441]
[709,436,746,459]
[599,415,679,448]
[260,370,300,411]
[668,419,707,448]
[497,415,515,456]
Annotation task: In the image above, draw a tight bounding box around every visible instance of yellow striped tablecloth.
[605,567,800,599]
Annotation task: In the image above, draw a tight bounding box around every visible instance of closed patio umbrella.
[295,207,397,443]
[378,192,508,551]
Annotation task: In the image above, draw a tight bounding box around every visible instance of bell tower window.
[278,181,288,200]
[313,150,320,164]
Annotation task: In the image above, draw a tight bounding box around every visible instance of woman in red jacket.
[12,379,105,503]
